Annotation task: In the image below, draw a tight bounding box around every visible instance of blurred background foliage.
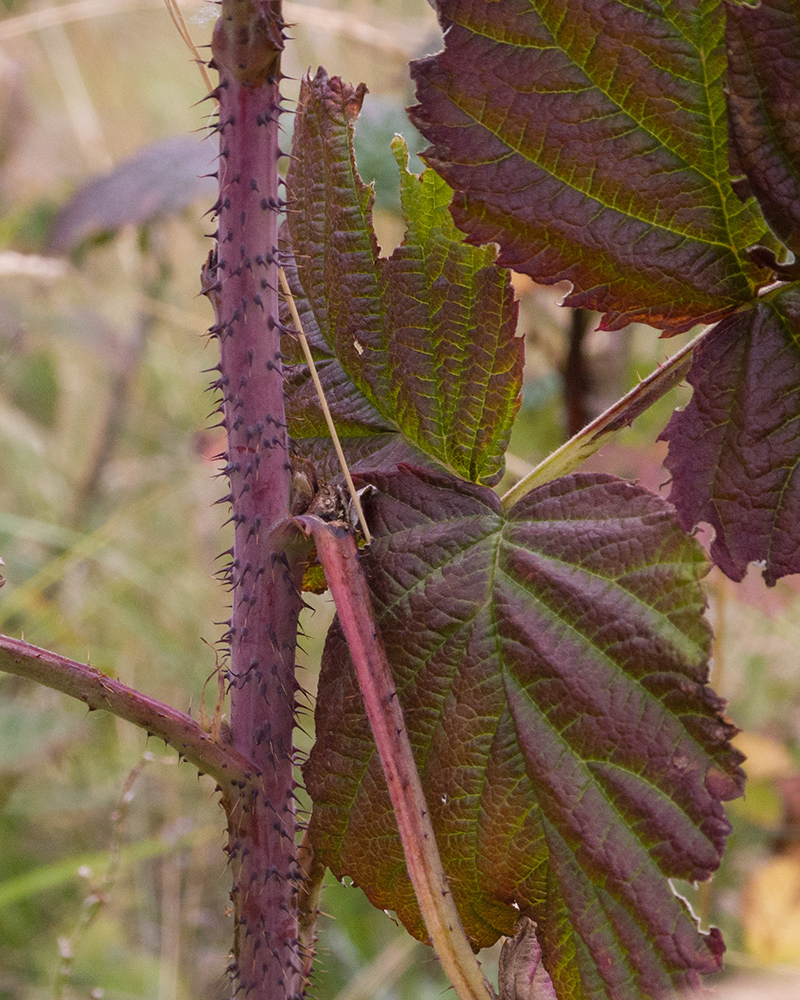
[0,1,799,999]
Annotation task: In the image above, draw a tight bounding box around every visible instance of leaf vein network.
[440,8,744,250]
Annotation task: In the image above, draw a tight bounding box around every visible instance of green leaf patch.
[282,69,522,484]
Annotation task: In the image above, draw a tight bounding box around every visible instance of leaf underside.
[305,467,744,1000]
[282,68,523,485]
[660,284,800,586]
[726,0,800,255]
[409,0,773,334]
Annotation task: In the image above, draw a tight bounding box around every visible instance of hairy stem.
[300,516,496,1000]
[204,3,306,997]
[501,325,710,509]
[0,634,254,791]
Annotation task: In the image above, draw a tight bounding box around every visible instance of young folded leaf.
[282,68,523,484]
[499,919,558,1000]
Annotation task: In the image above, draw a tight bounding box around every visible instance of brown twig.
[563,307,592,436]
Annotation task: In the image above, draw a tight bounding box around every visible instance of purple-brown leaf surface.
[410,0,773,333]
[661,284,800,585]
[726,0,800,255]
[283,69,522,484]
[305,466,744,1000]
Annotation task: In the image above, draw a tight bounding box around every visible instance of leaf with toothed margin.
[408,0,776,335]
[660,283,800,586]
[304,466,745,1000]
[725,0,800,257]
[281,67,523,485]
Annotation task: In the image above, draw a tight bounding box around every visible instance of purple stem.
[203,3,306,997]
[0,634,254,791]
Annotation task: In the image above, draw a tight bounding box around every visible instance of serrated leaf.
[283,70,385,401]
[385,139,523,483]
[409,0,774,334]
[660,284,800,586]
[305,466,744,999]
[283,68,522,484]
[726,0,800,255]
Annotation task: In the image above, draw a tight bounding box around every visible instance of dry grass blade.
[163,0,214,96]
[278,266,372,544]
[0,0,148,41]
[283,1,431,60]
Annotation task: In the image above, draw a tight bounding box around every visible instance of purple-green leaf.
[660,283,800,585]
[283,68,523,484]
[726,0,800,256]
[305,466,744,999]
[409,0,774,334]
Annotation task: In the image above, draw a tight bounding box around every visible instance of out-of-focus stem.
[563,308,592,436]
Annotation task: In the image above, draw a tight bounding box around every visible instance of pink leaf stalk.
[300,515,496,1000]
